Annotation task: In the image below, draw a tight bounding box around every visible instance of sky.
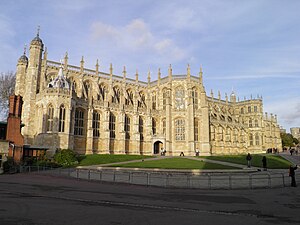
[0,0,299,131]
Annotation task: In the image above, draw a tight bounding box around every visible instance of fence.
[22,166,294,190]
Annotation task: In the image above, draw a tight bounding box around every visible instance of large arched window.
[175,118,185,141]
[109,113,116,139]
[192,89,198,109]
[248,106,251,113]
[46,104,54,132]
[152,118,157,135]
[219,126,224,141]
[162,119,166,135]
[249,133,253,146]
[163,90,167,110]
[194,119,199,141]
[174,88,185,110]
[241,108,244,114]
[139,116,144,141]
[210,125,215,141]
[255,133,260,145]
[74,108,84,135]
[226,128,231,142]
[254,106,258,112]
[59,105,66,132]
[93,111,100,137]
[152,93,156,110]
[124,114,130,139]
[254,119,259,127]
[249,119,253,128]
[233,129,238,142]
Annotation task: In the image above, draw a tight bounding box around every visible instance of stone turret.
[21,28,44,144]
[15,46,28,96]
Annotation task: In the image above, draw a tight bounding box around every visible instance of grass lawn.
[199,154,291,169]
[110,157,239,170]
[78,154,154,166]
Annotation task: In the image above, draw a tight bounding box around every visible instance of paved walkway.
[279,151,300,165]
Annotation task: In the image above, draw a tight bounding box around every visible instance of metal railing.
[21,167,295,190]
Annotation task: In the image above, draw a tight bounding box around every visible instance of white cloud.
[264,98,300,130]
[89,19,187,62]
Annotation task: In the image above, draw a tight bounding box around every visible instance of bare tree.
[0,71,16,121]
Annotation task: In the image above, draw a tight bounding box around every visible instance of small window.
[74,108,84,135]
[139,117,144,141]
[59,105,66,132]
[93,111,100,137]
[255,119,259,127]
[109,113,116,139]
[47,105,54,132]
[124,115,130,139]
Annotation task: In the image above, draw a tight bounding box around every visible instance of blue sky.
[0,0,299,131]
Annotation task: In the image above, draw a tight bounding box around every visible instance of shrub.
[3,157,16,173]
[53,149,78,167]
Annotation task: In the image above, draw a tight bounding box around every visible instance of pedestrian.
[262,156,267,171]
[289,165,298,187]
[180,152,184,157]
[246,153,252,168]
[195,149,200,156]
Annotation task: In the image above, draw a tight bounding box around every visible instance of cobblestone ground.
[0,172,299,225]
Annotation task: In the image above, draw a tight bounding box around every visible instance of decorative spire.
[109,63,113,77]
[23,44,27,56]
[64,52,68,69]
[147,70,151,85]
[225,93,228,103]
[37,25,40,37]
[199,66,203,84]
[187,64,191,79]
[95,59,99,75]
[80,56,84,72]
[218,90,221,100]
[135,69,139,83]
[168,64,172,81]
[210,89,213,98]
[158,68,161,85]
[123,66,126,80]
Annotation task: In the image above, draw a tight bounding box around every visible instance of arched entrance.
[153,141,163,154]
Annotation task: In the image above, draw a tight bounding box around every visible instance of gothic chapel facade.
[14,32,282,156]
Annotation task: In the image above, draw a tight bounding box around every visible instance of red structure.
[6,95,24,162]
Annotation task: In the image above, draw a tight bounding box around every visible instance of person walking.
[289,165,298,187]
[246,153,252,168]
[262,156,267,171]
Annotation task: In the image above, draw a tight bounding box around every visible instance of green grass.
[78,154,154,166]
[199,154,291,169]
[110,157,239,170]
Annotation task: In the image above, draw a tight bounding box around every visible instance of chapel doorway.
[153,141,163,154]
